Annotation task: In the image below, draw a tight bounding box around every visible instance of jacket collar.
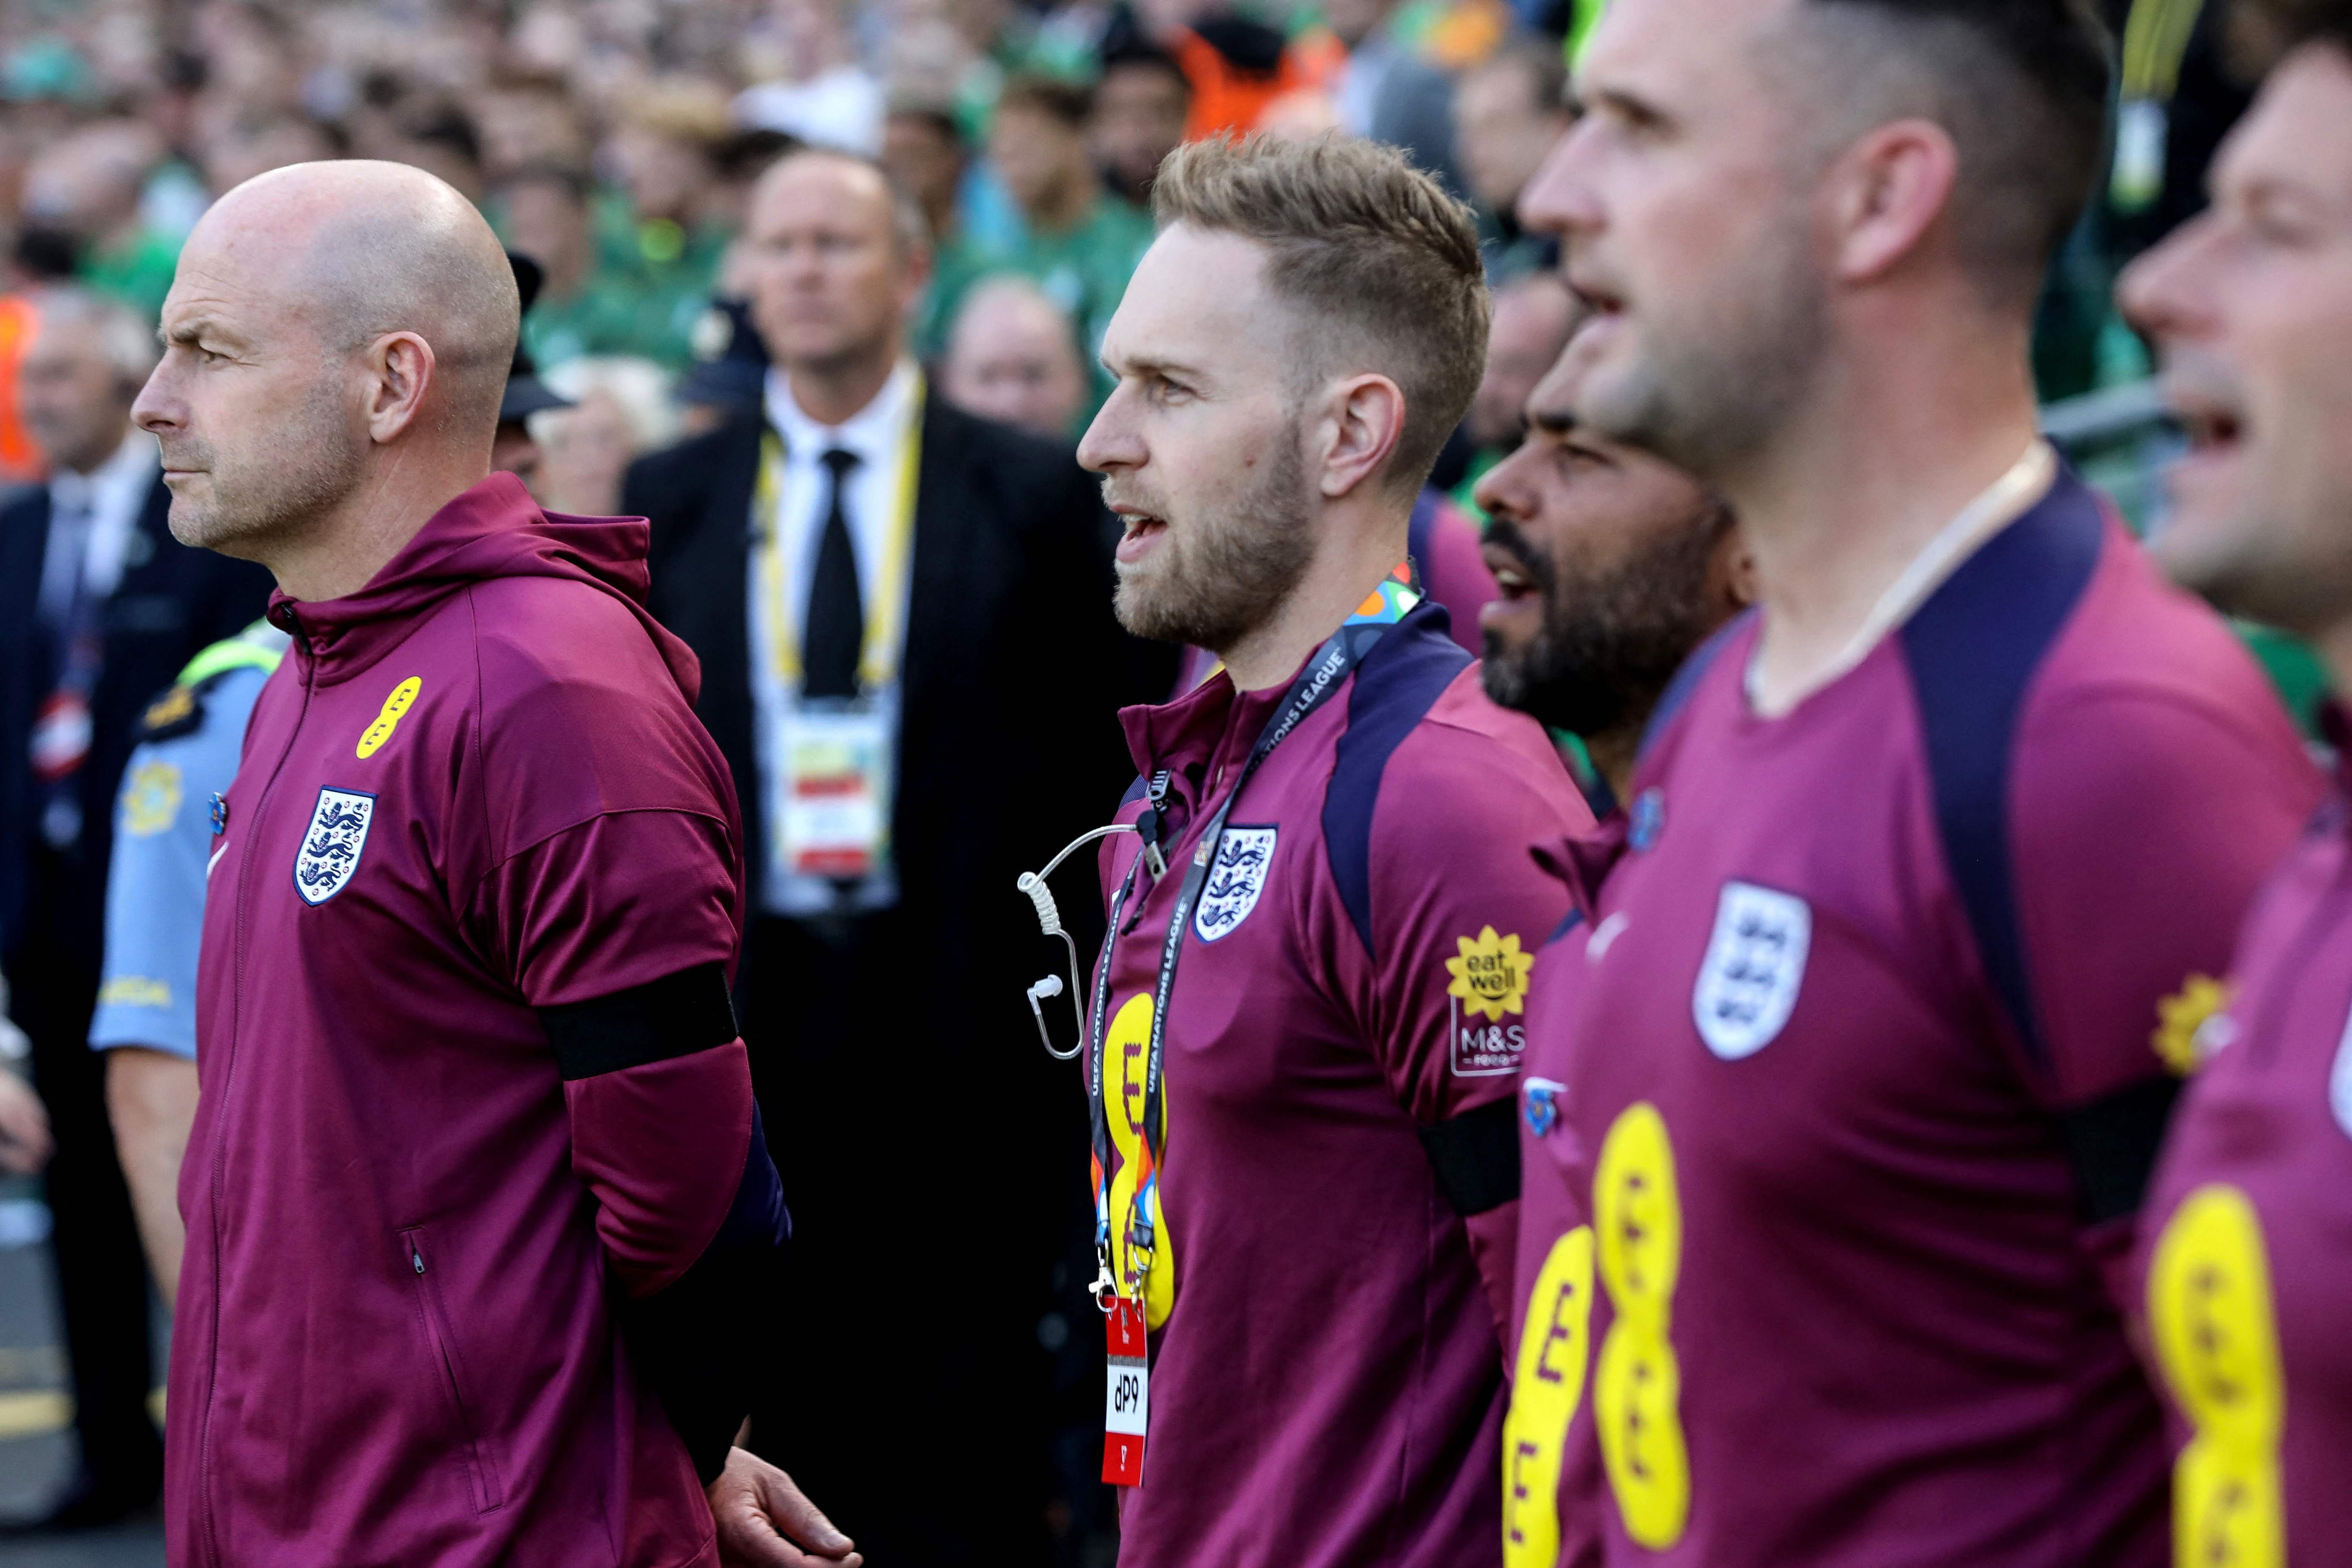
[270,472,698,702]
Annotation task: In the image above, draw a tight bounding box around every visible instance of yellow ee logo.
[1103,993,1175,1330]
[121,759,184,838]
[1593,1101,1690,1551]
[1447,926,1534,1022]
[2149,1184,2285,1568]
[1504,1225,1595,1568]
[356,677,422,760]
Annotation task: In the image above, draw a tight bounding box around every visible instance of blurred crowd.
[0,0,1576,508]
[0,0,2247,516]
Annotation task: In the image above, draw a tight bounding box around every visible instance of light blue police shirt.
[89,644,279,1060]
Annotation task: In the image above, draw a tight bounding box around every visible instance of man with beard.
[133,160,849,1568]
[1504,1,2322,1565]
[1475,325,1750,810]
[1066,132,1589,1568]
[2122,4,2352,1560]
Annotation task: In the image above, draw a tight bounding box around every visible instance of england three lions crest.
[1194,826,1277,942]
[1692,880,1811,1060]
[294,788,376,906]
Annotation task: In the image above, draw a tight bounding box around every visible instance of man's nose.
[1076,386,1138,475]
[2116,210,2220,348]
[129,363,178,435]
[1518,120,1600,240]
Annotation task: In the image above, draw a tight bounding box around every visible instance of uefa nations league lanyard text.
[1079,615,1399,1315]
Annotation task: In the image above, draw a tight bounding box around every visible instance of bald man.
[940,275,1090,440]
[134,162,855,1568]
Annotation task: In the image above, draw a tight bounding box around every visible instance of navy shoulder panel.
[1407,490,1438,589]
[1324,599,1474,954]
[1118,773,1150,809]
[1899,468,2106,1065]
[1637,608,1753,763]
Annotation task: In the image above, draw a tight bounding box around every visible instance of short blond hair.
[1152,132,1489,494]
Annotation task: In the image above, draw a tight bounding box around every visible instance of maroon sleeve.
[1361,717,1586,1340]
[2010,686,2320,1284]
[2014,688,2316,1103]
[466,809,752,1296]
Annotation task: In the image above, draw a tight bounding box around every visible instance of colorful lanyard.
[754,373,926,694]
[1084,564,1422,1311]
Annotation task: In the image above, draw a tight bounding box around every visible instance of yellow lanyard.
[2120,0,2203,102]
[755,374,926,693]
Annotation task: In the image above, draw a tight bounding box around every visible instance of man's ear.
[1822,117,1959,286]
[1317,373,1407,500]
[365,331,438,445]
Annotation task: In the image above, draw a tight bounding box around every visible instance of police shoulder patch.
[1691,880,1811,1060]
[293,788,376,906]
[1194,825,1277,942]
[136,681,203,742]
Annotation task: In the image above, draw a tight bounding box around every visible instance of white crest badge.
[2330,998,2352,1142]
[1691,880,1811,1060]
[1194,826,1277,942]
[293,788,376,906]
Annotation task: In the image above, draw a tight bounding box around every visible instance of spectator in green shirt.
[494,164,691,372]
[885,101,998,360]
[20,121,178,323]
[598,84,735,364]
[985,74,1155,400]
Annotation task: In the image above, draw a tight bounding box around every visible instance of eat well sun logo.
[1448,926,1533,1021]
[1446,926,1534,1078]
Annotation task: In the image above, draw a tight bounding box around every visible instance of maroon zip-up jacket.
[169,474,777,1568]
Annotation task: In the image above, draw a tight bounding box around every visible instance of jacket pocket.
[398,1226,505,1513]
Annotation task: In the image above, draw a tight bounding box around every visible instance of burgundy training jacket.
[168,474,776,1568]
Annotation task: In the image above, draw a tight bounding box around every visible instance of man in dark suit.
[0,287,270,1529]
[625,149,1169,1565]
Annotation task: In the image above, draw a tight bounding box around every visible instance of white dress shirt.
[747,359,922,916]
[38,431,159,630]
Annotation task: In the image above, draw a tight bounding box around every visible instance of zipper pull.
[1137,769,1172,879]
[412,1250,425,1275]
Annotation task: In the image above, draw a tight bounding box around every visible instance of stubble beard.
[1480,504,1734,738]
[1579,215,1827,488]
[1113,415,1316,652]
[164,378,364,565]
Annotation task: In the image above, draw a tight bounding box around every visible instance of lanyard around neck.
[755,373,926,693]
[1085,564,1422,1309]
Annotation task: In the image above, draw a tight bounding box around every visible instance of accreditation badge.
[1103,1296,1150,1487]
[780,699,891,880]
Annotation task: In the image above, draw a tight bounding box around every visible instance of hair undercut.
[2230,0,2352,73]
[1151,133,1490,495]
[1777,0,2113,307]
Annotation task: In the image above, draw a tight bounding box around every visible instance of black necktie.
[802,447,864,699]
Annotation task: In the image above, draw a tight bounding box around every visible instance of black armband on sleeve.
[619,1104,790,1484]
[1418,1095,1522,1218]
[2061,1075,2184,1226]
[538,962,739,1080]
